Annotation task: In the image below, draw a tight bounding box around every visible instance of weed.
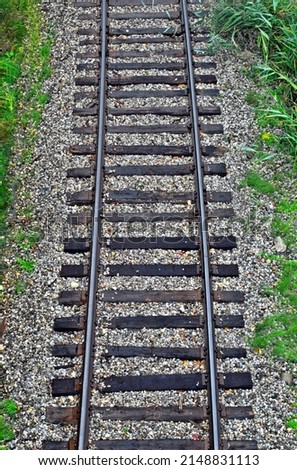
[241,143,279,163]
[272,215,296,249]
[277,261,297,307]
[37,92,50,106]
[287,416,297,433]
[39,42,51,61]
[0,417,14,443]
[262,255,297,303]
[276,199,297,215]
[261,256,297,303]
[210,0,297,438]
[246,91,260,106]
[261,287,275,296]
[257,95,297,160]
[0,399,18,444]
[252,254,297,361]
[39,64,51,80]
[14,280,25,294]
[211,0,297,164]
[14,229,41,250]
[21,109,42,127]
[240,171,275,194]
[19,203,35,218]
[162,24,180,36]
[286,395,297,433]
[251,311,297,362]
[17,257,35,274]
[211,0,275,56]
[0,400,18,417]
[20,149,33,164]
[1,0,53,246]
[0,56,21,84]
[31,109,43,126]
[205,34,235,54]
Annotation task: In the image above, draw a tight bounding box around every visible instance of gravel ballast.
[2,0,296,450]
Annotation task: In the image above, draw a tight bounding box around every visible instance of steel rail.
[181,0,221,450]
[77,0,107,450]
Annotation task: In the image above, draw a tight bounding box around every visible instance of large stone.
[274,236,287,253]
[281,372,293,385]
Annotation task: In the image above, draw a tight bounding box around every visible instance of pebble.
[274,236,287,253]
[281,372,293,386]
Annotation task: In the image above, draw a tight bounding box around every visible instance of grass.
[17,257,36,274]
[0,418,14,443]
[250,189,296,363]
[286,394,297,434]
[14,229,42,250]
[0,400,18,417]
[239,169,296,253]
[209,1,297,382]
[1,1,52,444]
[19,203,35,219]
[251,254,297,361]
[272,215,296,250]
[276,199,297,215]
[0,0,53,246]
[287,415,297,433]
[1,0,29,234]
[0,399,18,445]
[240,171,275,194]
[276,260,297,307]
[251,311,297,362]
[272,199,297,251]
[211,0,297,164]
[14,279,25,294]
[1,1,52,292]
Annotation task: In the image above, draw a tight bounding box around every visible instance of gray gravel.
[2,0,296,451]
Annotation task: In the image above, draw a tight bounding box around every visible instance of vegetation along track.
[44,0,257,451]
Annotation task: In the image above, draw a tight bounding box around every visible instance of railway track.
[44,0,257,450]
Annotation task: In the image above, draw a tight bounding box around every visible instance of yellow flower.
[261,132,272,141]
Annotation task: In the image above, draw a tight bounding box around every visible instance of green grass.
[287,397,297,434]
[14,279,25,294]
[240,171,275,194]
[209,0,297,368]
[17,257,36,274]
[19,203,34,219]
[211,0,297,163]
[0,399,18,445]
[0,0,53,247]
[0,417,14,443]
[246,90,261,106]
[277,261,297,307]
[0,400,18,417]
[1,1,31,233]
[14,229,42,250]
[276,199,297,215]
[272,215,296,250]
[37,92,50,106]
[273,198,297,250]
[251,254,297,361]
[0,0,51,448]
[251,311,297,362]
[287,416,297,433]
